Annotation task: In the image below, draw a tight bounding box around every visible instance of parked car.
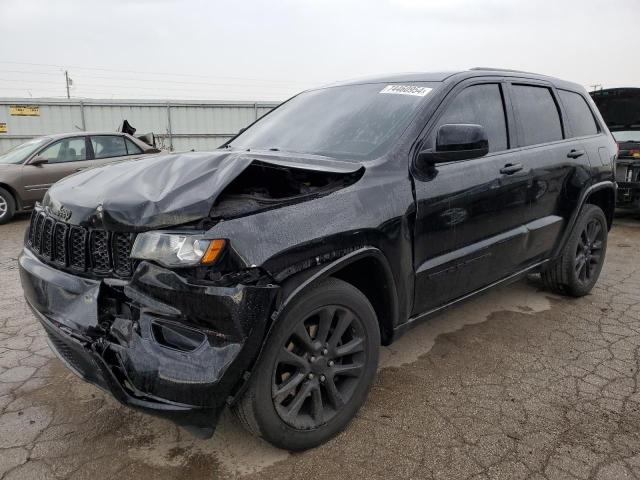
[591,88,640,213]
[0,132,159,224]
[19,69,616,451]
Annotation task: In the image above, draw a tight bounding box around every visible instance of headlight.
[131,232,225,267]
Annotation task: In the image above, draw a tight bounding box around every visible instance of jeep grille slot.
[27,210,136,278]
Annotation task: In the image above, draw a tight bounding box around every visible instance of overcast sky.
[0,0,638,101]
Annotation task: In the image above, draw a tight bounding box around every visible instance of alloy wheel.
[272,305,368,430]
[575,218,604,284]
[0,195,7,219]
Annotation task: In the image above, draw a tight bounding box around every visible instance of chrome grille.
[28,210,135,278]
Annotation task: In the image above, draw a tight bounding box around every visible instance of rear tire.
[542,204,607,297]
[233,277,380,451]
[0,188,16,225]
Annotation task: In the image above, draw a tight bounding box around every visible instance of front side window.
[91,135,127,159]
[511,85,563,146]
[227,82,437,160]
[434,83,508,153]
[559,90,599,138]
[38,137,87,164]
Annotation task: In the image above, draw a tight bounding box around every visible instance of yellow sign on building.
[0,123,7,133]
[9,105,40,116]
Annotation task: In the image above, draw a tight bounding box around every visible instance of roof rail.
[470,67,541,75]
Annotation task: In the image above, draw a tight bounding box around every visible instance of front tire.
[542,204,608,297]
[233,277,380,451]
[0,187,16,225]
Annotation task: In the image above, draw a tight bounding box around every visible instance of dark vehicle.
[591,88,640,212]
[0,132,159,224]
[20,69,616,451]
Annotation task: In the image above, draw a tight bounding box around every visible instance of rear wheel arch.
[553,181,615,258]
[585,185,615,230]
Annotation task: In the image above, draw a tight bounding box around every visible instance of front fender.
[227,247,399,404]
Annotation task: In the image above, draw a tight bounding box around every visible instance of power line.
[0,60,327,86]
[1,68,317,90]
[0,78,296,97]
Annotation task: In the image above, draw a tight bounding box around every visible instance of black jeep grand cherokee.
[20,69,617,451]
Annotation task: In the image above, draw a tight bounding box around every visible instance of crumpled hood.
[43,150,362,231]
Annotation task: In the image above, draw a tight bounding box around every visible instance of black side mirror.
[29,156,48,166]
[416,124,489,171]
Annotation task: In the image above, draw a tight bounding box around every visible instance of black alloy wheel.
[232,277,380,451]
[574,217,604,285]
[272,304,368,430]
[541,204,608,297]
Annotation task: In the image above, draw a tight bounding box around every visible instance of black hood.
[43,150,362,231]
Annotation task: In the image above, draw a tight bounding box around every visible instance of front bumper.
[19,248,278,436]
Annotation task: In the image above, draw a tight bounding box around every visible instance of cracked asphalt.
[1,214,640,479]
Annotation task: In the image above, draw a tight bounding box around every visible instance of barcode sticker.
[380,85,432,97]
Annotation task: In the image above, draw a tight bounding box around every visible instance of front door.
[411,81,532,315]
[20,136,93,205]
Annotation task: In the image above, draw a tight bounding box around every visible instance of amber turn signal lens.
[201,239,226,264]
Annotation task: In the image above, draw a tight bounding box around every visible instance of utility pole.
[65,70,71,99]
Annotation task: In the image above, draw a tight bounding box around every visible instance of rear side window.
[511,85,563,146]
[125,138,143,155]
[91,136,127,159]
[558,90,599,137]
[435,84,508,152]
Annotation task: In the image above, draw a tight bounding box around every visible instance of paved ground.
[1,214,640,480]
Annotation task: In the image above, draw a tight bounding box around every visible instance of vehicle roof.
[37,131,129,141]
[327,68,585,92]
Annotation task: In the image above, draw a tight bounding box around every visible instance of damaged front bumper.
[19,248,278,436]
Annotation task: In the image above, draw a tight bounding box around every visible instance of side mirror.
[416,124,489,171]
[29,156,48,166]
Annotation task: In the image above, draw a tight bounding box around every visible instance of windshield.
[0,138,50,164]
[612,130,640,143]
[228,82,436,160]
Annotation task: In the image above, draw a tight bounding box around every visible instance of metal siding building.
[0,98,278,153]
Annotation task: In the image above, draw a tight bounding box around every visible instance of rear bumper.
[19,248,278,436]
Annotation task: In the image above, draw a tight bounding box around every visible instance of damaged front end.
[19,150,363,435]
[20,243,278,435]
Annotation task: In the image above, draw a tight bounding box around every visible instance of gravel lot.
[1,214,640,480]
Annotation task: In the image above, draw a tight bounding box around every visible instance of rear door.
[20,136,92,204]
[503,82,590,257]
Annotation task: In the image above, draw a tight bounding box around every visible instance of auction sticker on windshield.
[380,85,432,97]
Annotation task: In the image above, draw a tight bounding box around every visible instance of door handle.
[74,167,87,172]
[567,149,585,159]
[499,163,523,175]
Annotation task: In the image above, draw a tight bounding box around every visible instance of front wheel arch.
[229,248,398,405]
